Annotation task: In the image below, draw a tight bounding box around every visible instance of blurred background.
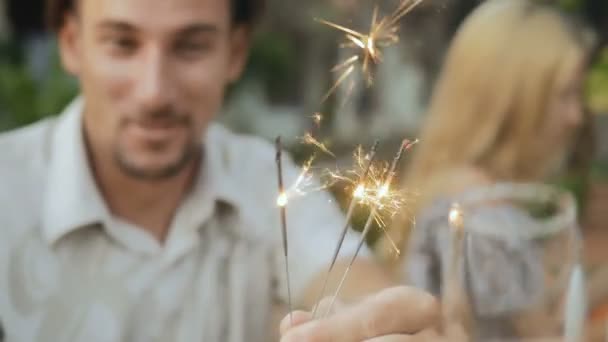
[0,0,608,337]
[2,1,606,218]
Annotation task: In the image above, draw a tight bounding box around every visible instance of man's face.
[59,0,249,179]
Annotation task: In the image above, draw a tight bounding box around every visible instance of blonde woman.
[379,0,593,339]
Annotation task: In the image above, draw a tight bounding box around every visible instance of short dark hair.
[46,0,265,32]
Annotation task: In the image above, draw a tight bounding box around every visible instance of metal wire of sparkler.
[321,142,415,262]
[277,124,418,320]
[311,140,381,319]
[275,136,294,326]
[322,138,418,318]
[316,0,425,102]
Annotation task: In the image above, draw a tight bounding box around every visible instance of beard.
[114,142,198,180]
[113,107,200,180]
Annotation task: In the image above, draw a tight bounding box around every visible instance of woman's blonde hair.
[380,0,591,261]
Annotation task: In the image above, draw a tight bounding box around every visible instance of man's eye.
[106,37,138,54]
[175,41,211,57]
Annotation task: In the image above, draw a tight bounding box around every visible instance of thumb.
[279,311,312,336]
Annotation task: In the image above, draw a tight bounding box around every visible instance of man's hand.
[279,286,442,341]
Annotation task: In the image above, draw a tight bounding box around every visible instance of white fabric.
[0,97,368,341]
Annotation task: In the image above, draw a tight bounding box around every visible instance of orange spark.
[316,0,425,101]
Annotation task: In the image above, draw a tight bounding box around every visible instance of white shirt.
[0,98,367,342]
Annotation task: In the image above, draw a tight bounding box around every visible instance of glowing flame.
[449,204,464,230]
[378,184,390,198]
[354,184,366,198]
[277,193,288,207]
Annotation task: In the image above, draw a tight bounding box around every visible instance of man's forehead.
[80,0,231,31]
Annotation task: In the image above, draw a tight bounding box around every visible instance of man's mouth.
[127,117,187,143]
[136,117,182,130]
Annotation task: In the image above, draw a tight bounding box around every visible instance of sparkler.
[322,139,417,317]
[322,142,414,259]
[275,136,293,326]
[273,0,425,323]
[443,203,468,328]
[311,140,380,319]
[317,0,425,102]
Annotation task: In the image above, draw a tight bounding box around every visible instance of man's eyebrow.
[175,24,220,37]
[94,21,220,36]
[96,20,137,32]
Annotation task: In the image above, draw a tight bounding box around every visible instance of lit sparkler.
[311,140,380,318]
[275,136,293,326]
[323,140,418,257]
[449,204,464,231]
[323,138,417,317]
[443,203,467,327]
[317,0,425,101]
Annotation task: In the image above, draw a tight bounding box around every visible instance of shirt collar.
[42,97,110,245]
[41,97,238,246]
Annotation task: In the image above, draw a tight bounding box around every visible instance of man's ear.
[227,26,252,83]
[58,15,82,76]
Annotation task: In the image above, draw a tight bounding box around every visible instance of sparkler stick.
[378,223,401,257]
[275,136,293,326]
[387,0,425,28]
[322,139,417,317]
[443,203,470,331]
[311,140,380,319]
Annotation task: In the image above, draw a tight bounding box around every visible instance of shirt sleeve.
[271,153,372,306]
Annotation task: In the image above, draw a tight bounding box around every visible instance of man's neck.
[87,145,199,244]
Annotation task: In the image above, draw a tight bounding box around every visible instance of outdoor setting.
[1,0,608,340]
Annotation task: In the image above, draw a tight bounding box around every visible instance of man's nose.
[134,48,174,112]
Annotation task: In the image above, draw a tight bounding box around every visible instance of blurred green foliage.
[587,48,608,114]
[237,31,298,103]
[558,0,584,11]
[0,41,78,132]
[591,161,608,180]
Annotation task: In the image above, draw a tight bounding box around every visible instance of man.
[0,0,439,340]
